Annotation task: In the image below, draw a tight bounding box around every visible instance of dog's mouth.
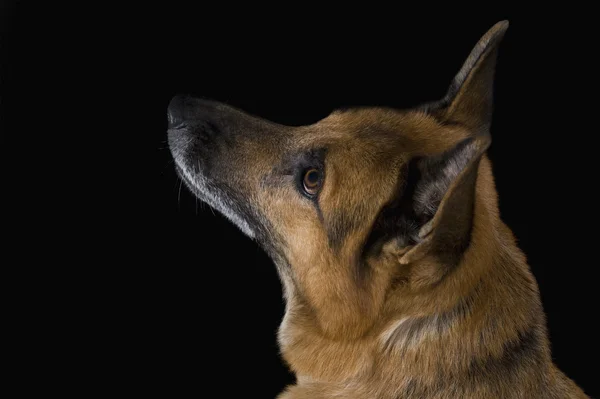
[174,162,207,202]
[173,161,257,239]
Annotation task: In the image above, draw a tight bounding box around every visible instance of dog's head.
[168,22,508,339]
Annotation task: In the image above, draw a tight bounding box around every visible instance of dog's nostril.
[167,95,188,129]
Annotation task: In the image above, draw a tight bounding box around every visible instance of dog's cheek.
[283,217,330,274]
[258,190,321,256]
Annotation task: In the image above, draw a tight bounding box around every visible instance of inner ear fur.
[397,134,491,266]
[364,134,491,274]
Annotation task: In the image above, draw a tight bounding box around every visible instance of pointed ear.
[372,134,491,282]
[427,21,509,133]
[398,133,490,265]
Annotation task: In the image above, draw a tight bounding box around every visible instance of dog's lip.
[174,163,193,184]
[174,163,206,201]
[167,121,188,130]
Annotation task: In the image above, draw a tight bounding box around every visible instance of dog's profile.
[167,21,589,398]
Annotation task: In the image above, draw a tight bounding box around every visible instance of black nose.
[167,95,188,128]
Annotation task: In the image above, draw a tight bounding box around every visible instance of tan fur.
[269,113,588,398]
[168,21,589,398]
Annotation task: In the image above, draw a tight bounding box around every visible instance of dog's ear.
[426,20,509,133]
[370,134,491,285]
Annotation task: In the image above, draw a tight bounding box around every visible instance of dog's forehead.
[310,107,468,156]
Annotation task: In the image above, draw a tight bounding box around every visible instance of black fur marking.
[326,209,364,250]
[360,161,415,259]
[265,147,328,217]
[467,326,543,381]
[435,281,481,333]
[292,149,328,227]
[403,379,417,396]
[383,282,481,353]
[397,379,454,399]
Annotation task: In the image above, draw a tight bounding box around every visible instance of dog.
[167,21,589,398]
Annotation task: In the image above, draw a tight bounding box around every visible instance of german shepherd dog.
[167,21,589,398]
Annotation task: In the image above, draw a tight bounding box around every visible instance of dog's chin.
[174,162,210,204]
[173,162,257,239]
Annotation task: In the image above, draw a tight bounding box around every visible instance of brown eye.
[302,168,322,195]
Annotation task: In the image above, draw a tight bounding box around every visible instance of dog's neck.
[276,160,551,395]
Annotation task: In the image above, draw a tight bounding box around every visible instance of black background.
[3,2,598,397]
